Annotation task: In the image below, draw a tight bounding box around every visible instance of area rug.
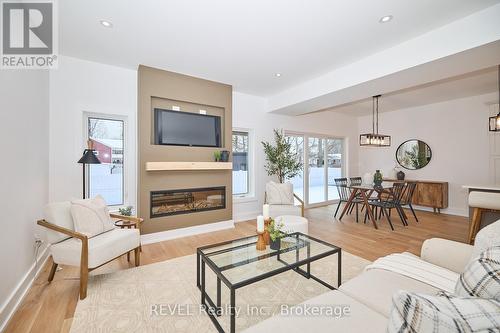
[70,252,370,332]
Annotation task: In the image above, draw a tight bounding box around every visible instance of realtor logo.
[1,0,58,69]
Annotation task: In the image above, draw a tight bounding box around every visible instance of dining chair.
[399,182,418,222]
[366,183,407,230]
[334,178,363,222]
[349,177,362,186]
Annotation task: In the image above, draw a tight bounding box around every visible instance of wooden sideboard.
[384,179,448,213]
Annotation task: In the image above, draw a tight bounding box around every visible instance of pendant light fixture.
[489,65,500,132]
[360,95,391,147]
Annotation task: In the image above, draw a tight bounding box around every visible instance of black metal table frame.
[196,232,342,333]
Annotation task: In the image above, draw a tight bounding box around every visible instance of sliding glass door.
[308,137,326,204]
[327,138,343,201]
[286,132,345,207]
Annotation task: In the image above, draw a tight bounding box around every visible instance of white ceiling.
[328,67,499,116]
[59,0,500,96]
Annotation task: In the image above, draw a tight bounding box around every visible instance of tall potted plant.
[262,129,303,183]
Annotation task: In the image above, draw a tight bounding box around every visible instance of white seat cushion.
[44,201,74,244]
[340,268,439,317]
[266,182,294,205]
[243,290,387,333]
[70,195,115,238]
[50,228,140,268]
[276,215,308,234]
[269,204,301,218]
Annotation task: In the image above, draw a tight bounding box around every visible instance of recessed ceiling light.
[379,15,393,23]
[100,20,113,28]
[275,73,281,77]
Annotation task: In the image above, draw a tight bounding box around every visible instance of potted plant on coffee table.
[268,219,287,250]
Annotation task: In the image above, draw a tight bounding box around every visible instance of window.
[232,131,249,196]
[87,116,125,206]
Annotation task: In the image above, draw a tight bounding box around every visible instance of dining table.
[338,182,395,229]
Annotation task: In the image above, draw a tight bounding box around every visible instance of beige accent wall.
[138,65,232,234]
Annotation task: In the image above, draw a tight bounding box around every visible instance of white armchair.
[265,181,304,217]
[38,201,142,299]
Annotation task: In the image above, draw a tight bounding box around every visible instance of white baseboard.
[140,219,235,245]
[0,245,50,332]
[233,210,260,223]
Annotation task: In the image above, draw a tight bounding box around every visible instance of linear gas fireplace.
[150,186,226,218]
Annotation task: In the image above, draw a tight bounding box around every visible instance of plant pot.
[270,238,281,251]
[220,150,230,162]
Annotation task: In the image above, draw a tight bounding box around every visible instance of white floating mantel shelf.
[146,161,232,171]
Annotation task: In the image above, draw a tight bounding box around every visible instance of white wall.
[357,93,496,216]
[232,92,359,221]
[0,70,50,330]
[49,56,137,208]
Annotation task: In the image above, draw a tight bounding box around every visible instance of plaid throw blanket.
[365,252,459,292]
[387,291,500,333]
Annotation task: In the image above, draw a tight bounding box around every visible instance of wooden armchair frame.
[37,214,142,300]
[264,192,305,217]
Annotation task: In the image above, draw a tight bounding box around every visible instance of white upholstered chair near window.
[264,181,304,217]
[467,191,500,244]
[37,199,142,300]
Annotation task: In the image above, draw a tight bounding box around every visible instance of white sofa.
[244,228,493,332]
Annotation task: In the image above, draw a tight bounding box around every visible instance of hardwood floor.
[4,205,469,333]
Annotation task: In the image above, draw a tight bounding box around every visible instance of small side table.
[114,219,141,261]
[114,219,138,229]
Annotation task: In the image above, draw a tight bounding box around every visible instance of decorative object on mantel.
[359,95,391,147]
[396,140,432,170]
[220,150,230,162]
[77,139,101,199]
[213,151,221,162]
[488,65,500,132]
[397,170,406,180]
[262,129,303,183]
[373,170,383,187]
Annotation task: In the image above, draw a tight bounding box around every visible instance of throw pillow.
[266,181,294,205]
[70,195,114,237]
[472,219,500,258]
[455,246,500,301]
[387,290,500,333]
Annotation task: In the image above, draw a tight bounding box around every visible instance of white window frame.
[232,128,255,202]
[83,112,128,207]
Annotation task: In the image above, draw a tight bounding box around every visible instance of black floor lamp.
[77,140,101,199]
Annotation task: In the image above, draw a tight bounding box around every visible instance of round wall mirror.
[396,140,432,170]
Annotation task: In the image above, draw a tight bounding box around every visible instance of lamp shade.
[77,149,101,164]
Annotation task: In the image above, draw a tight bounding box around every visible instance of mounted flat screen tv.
[154,108,222,147]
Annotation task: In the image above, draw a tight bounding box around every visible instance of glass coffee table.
[196,232,341,333]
